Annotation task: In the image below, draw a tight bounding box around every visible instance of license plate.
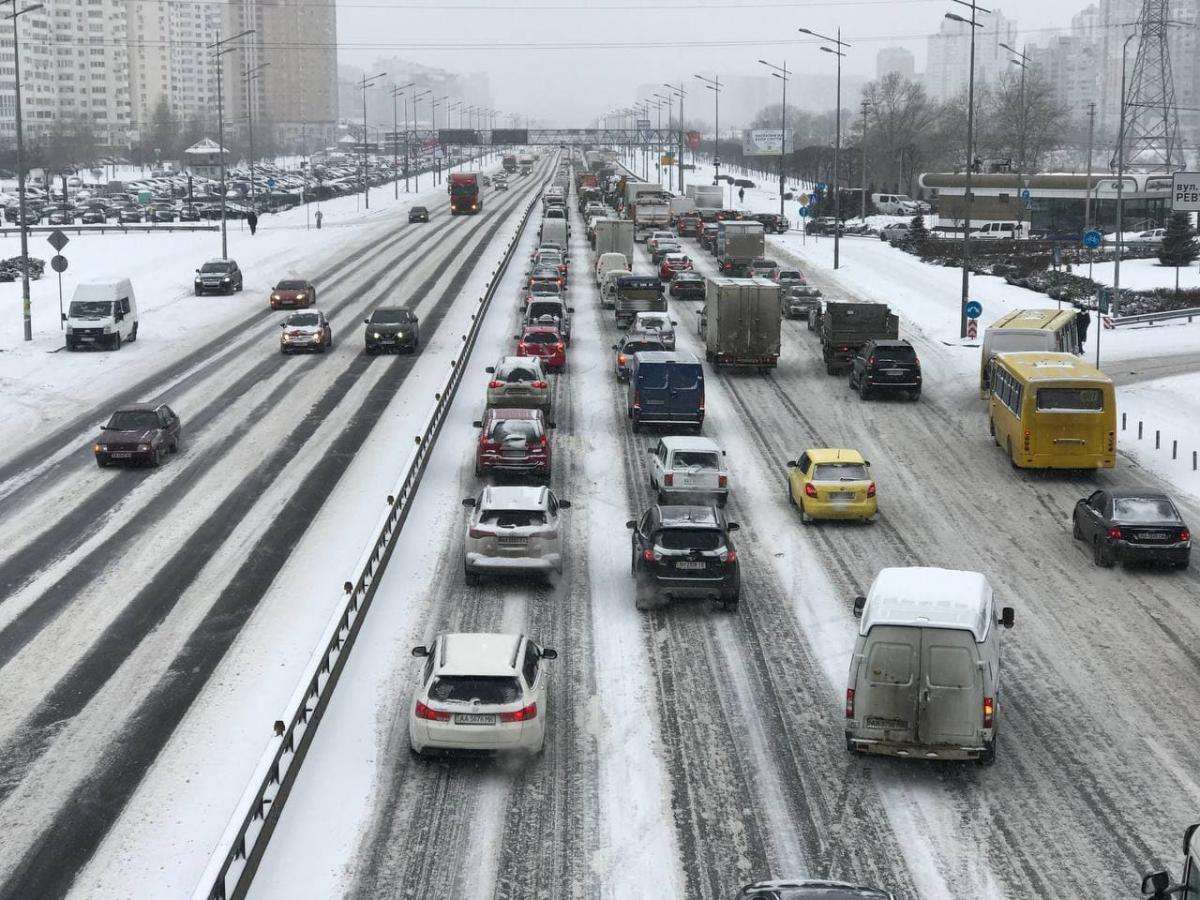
[111,452,132,459]
[830,491,855,501]
[1136,532,1167,541]
[500,451,526,459]
[866,716,909,730]
[675,560,706,570]
[498,536,527,546]
[80,337,95,343]
[456,713,496,726]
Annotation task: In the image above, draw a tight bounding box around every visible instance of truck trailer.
[701,277,781,370]
[715,221,766,276]
[819,302,900,375]
[592,217,635,262]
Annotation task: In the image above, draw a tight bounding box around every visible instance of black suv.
[849,339,921,401]
[751,212,790,234]
[363,306,419,354]
[194,259,243,295]
[626,504,741,610]
[408,205,429,223]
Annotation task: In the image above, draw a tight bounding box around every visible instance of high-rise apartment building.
[876,47,916,81]
[925,10,1018,101]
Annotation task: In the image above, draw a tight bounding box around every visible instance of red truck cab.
[449,173,482,215]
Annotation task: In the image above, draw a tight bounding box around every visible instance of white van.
[872,193,920,215]
[599,266,630,309]
[845,566,1015,765]
[63,278,139,351]
[541,217,568,248]
[595,251,629,286]
[974,220,1027,240]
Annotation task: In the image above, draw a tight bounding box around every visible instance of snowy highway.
[0,151,1196,899]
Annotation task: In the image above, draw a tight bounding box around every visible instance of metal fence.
[190,172,546,900]
[1111,306,1200,327]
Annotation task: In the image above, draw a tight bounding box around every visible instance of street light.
[1114,31,1138,318]
[208,28,255,260]
[799,26,850,269]
[664,82,688,193]
[999,41,1032,235]
[391,81,414,199]
[860,99,871,219]
[412,89,431,189]
[7,0,42,341]
[357,71,386,210]
[243,62,270,209]
[759,58,790,218]
[945,0,989,338]
[430,94,448,185]
[694,74,723,186]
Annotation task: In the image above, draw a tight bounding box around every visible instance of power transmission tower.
[1118,0,1183,172]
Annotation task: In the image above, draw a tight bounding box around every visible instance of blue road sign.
[266,178,277,190]
[965,300,983,319]
[815,182,827,193]
[1024,200,1034,210]
[1082,229,1103,249]
[798,206,810,218]
[1021,189,1031,200]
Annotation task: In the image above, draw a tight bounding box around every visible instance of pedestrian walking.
[315,210,323,230]
[247,210,259,235]
[738,186,745,204]
[1076,305,1091,348]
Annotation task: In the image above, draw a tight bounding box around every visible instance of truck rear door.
[667,363,703,424]
[856,625,919,746]
[917,627,980,747]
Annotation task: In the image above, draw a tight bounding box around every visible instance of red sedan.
[659,253,693,281]
[515,324,567,372]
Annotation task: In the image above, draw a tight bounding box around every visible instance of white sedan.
[462,485,569,582]
[409,632,557,756]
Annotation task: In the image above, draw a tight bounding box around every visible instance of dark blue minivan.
[627,351,705,432]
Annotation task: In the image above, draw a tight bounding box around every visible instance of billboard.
[1172,171,1200,211]
[742,129,784,156]
[491,128,529,144]
[438,129,480,145]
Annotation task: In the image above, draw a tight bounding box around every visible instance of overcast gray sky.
[338,0,1084,124]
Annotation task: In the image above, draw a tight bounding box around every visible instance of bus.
[979,308,1082,395]
[988,352,1115,470]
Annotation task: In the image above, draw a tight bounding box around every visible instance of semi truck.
[592,217,635,262]
[449,173,482,215]
[633,195,671,239]
[686,184,724,210]
[818,301,899,375]
[502,154,518,174]
[701,277,781,370]
[715,221,766,276]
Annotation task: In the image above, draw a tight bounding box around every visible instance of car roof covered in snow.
[438,633,521,677]
[479,484,550,511]
[861,566,995,642]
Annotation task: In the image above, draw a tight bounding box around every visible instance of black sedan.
[1072,488,1190,569]
[364,306,419,354]
[670,271,706,300]
[408,205,429,223]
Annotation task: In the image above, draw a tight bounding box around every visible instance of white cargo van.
[595,251,628,286]
[541,217,568,248]
[63,278,139,351]
[599,267,630,309]
[845,566,1014,765]
[974,220,1027,240]
[872,193,920,215]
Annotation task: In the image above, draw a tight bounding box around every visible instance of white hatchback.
[462,484,570,582]
[409,632,558,756]
[647,435,729,506]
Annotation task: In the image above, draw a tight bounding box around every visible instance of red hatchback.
[472,407,552,479]
[516,324,567,372]
[659,253,693,281]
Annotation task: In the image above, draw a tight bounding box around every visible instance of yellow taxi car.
[786,448,877,524]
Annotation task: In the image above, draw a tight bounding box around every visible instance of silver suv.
[462,485,570,582]
[486,356,551,413]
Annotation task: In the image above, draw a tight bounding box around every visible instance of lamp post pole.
[945,1,990,337]
[999,42,1031,236]
[391,81,413,199]
[799,26,851,269]
[694,74,722,187]
[1114,32,1137,319]
[7,1,42,341]
[759,59,790,219]
[412,89,431,190]
[358,71,386,210]
[665,82,687,193]
[860,100,870,219]
[209,28,254,260]
[243,62,269,210]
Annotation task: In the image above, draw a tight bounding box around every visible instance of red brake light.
[867,482,877,498]
[618,354,627,365]
[663,473,673,486]
[914,358,920,367]
[488,380,504,389]
[718,474,727,488]
[415,700,451,722]
[641,548,655,562]
[532,380,548,389]
[1181,528,1191,542]
[1106,526,1122,540]
[499,702,538,723]
[468,526,489,539]
[983,696,994,729]
[845,688,856,719]
[868,356,876,366]
[804,482,817,498]
[722,549,738,564]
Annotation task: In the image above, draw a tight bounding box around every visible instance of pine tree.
[908,213,929,251]
[1158,211,1199,267]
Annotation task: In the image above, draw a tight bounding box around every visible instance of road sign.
[1097,286,1112,313]
[686,130,701,150]
[660,155,674,166]
[798,206,810,218]
[46,229,69,252]
[1024,200,1034,210]
[713,157,721,167]
[965,300,983,319]
[636,118,651,129]
[1171,171,1200,210]
[1082,229,1103,249]
[266,177,276,190]
[798,192,810,206]
[1021,189,1031,200]
[966,318,978,339]
[51,254,68,273]
[816,182,827,192]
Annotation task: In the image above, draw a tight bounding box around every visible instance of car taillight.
[913,358,920,367]
[868,356,876,366]
[532,380,548,389]
[415,701,451,722]
[720,549,737,563]
[557,278,563,286]
[539,434,548,447]
[718,474,727,488]
[642,548,656,562]
[867,482,876,498]
[517,342,528,353]
[1106,526,1122,540]
[1180,528,1191,542]
[618,353,626,365]
[804,482,817,498]
[468,525,490,539]
[983,696,994,729]
[480,436,495,448]
[845,688,855,719]
[1023,429,1031,452]
[663,473,673,486]
[488,380,504,389]
[499,702,538,723]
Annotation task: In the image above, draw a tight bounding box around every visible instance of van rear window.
[1036,387,1104,411]
[926,646,975,689]
[866,642,913,685]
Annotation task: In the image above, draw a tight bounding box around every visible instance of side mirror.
[410,645,429,658]
[557,499,571,509]
[279,321,286,328]
[195,268,200,272]
[513,335,520,340]
[567,307,575,313]
[646,446,657,454]
[61,313,67,322]
[727,522,740,532]
[863,460,871,467]
[1140,872,1171,896]
[462,497,477,508]
[625,519,636,529]
[363,318,370,324]
[999,606,1015,629]
[853,596,867,617]
[611,343,619,350]
[485,366,495,374]
[786,460,798,468]
[540,647,558,660]
[472,420,483,428]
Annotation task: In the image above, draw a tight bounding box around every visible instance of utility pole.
[244,62,269,210]
[209,28,254,260]
[1084,101,1096,231]
[945,0,989,337]
[8,0,42,341]
[999,42,1031,236]
[799,26,850,269]
[391,81,413,200]
[1114,32,1137,319]
[694,74,722,186]
[358,71,386,210]
[860,99,870,220]
[759,58,790,218]
[412,89,431,191]
[664,82,687,194]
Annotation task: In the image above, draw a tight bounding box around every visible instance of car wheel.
[194,288,202,296]
[859,382,870,401]
[171,433,181,454]
[724,590,740,610]
[409,742,427,759]
[910,390,921,401]
[1093,537,1113,568]
[1072,514,1082,540]
[1176,558,1191,570]
[977,737,997,766]
[785,480,795,507]
[800,500,813,525]
[130,323,138,342]
[464,565,480,585]
[845,731,857,753]
[151,445,165,467]
[96,457,109,468]
[365,346,376,356]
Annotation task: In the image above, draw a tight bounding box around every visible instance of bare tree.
[860,73,943,194]
[977,67,1071,173]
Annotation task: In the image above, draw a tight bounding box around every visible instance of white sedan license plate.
[675,560,706,570]
[456,713,497,725]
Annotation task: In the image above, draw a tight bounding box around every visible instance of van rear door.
[856,625,919,744]
[635,362,670,419]
[667,362,703,424]
[918,627,980,746]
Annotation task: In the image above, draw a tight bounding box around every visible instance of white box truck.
[701,277,781,370]
[592,217,635,262]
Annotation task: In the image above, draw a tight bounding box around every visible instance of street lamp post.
[694,74,723,187]
[1114,31,1137,319]
[358,71,386,210]
[209,28,255,260]
[759,59,790,219]
[860,99,870,219]
[799,26,851,269]
[412,89,431,189]
[664,83,687,193]
[945,1,989,337]
[243,62,269,210]
[391,81,414,199]
[999,42,1031,236]
[431,95,448,185]
[7,0,42,341]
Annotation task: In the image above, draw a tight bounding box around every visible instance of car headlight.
[194,277,202,283]
[94,443,106,452]
[65,326,73,334]
[222,277,231,283]
[271,294,280,300]
[372,331,381,339]
[138,443,149,451]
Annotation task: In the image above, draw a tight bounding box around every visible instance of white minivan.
[63,278,139,351]
[974,220,1028,240]
[872,193,920,215]
[595,251,629,286]
[599,266,630,309]
[845,566,1015,765]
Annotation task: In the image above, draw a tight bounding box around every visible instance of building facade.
[876,47,916,81]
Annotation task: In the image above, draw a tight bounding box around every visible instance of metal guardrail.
[190,168,548,900]
[0,224,220,236]
[1111,306,1200,327]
